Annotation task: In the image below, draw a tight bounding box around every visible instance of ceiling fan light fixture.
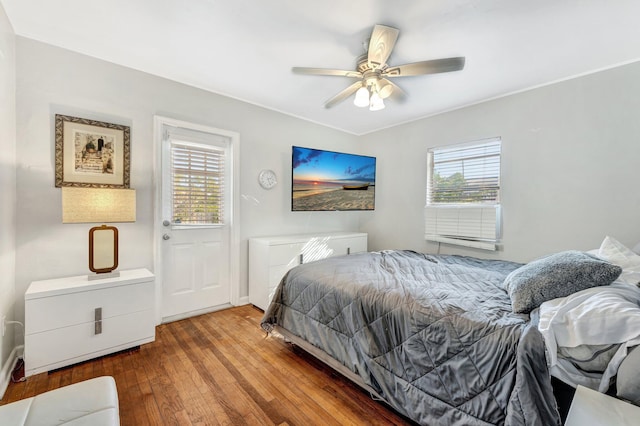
[293,24,465,110]
[354,86,370,107]
[369,91,385,111]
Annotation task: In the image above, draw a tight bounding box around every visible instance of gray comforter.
[261,250,561,426]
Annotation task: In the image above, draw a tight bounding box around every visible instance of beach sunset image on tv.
[292,146,376,211]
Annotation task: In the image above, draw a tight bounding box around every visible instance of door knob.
[162,220,171,227]
[163,234,171,240]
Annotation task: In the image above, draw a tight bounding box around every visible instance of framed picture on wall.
[55,114,131,188]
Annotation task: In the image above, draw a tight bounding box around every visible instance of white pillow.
[597,236,640,286]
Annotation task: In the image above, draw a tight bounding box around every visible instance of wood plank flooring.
[1,305,414,425]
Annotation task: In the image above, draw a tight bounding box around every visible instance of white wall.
[10,33,640,363]
[361,61,640,262]
[0,2,17,394]
[14,38,362,336]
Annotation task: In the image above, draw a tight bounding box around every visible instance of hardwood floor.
[1,305,414,425]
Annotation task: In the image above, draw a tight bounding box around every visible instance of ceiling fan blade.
[367,24,399,70]
[383,57,465,77]
[292,67,362,78]
[324,81,363,108]
[383,79,408,103]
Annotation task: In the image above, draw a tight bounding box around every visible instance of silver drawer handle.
[95,307,102,335]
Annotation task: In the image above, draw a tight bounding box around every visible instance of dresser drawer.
[269,243,305,266]
[25,309,154,376]
[26,280,154,335]
[269,264,294,288]
[328,235,367,256]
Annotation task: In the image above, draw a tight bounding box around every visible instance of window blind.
[171,142,225,225]
[424,205,500,250]
[425,138,502,250]
[427,138,501,205]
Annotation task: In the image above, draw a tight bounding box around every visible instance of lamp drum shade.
[62,188,136,223]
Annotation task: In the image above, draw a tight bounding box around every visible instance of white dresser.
[25,268,156,377]
[249,232,367,310]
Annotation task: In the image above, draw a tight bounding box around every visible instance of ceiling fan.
[292,24,465,111]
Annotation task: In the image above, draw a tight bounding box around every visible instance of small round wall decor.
[258,169,277,189]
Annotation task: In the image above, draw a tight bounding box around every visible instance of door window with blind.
[425,137,502,250]
[166,128,229,227]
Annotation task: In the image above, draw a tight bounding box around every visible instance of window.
[427,138,501,205]
[425,138,502,250]
[170,140,226,225]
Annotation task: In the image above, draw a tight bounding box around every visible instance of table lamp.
[62,187,136,280]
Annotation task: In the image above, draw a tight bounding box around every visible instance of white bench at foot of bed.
[0,376,119,425]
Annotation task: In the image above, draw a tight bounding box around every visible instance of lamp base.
[88,271,121,281]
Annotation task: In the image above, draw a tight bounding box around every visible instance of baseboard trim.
[162,303,233,324]
[161,298,251,324]
[0,345,24,399]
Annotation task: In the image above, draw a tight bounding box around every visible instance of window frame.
[162,124,231,230]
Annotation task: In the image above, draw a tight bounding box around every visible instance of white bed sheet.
[538,281,640,392]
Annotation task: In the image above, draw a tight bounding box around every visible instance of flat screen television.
[292,146,376,211]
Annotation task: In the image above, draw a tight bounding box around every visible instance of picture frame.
[55,114,130,188]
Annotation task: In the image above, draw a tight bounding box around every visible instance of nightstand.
[25,268,155,376]
[565,385,640,426]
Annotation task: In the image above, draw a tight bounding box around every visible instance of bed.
[261,236,640,424]
[261,250,563,425]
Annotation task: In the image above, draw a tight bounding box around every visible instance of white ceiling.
[3,0,640,135]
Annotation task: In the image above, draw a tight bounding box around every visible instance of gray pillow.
[617,345,640,404]
[504,250,622,314]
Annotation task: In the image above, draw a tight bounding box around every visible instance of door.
[156,117,238,322]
